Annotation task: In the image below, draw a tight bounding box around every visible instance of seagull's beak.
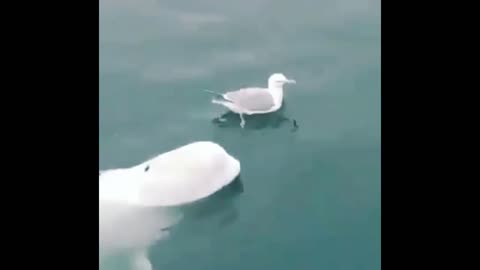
[285,79,296,84]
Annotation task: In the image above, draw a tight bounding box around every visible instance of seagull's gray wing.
[224,87,275,112]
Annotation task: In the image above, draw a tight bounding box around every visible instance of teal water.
[100,0,380,269]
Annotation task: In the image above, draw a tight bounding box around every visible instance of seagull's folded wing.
[225,88,275,111]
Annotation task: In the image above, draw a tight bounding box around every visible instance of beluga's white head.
[268,73,296,89]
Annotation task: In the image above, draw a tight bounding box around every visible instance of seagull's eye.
[145,165,150,172]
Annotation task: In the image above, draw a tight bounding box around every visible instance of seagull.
[204,73,296,128]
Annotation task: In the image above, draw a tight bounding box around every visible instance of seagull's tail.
[203,90,224,98]
[211,99,226,105]
[203,90,232,105]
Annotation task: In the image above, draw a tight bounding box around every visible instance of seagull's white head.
[268,73,296,89]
